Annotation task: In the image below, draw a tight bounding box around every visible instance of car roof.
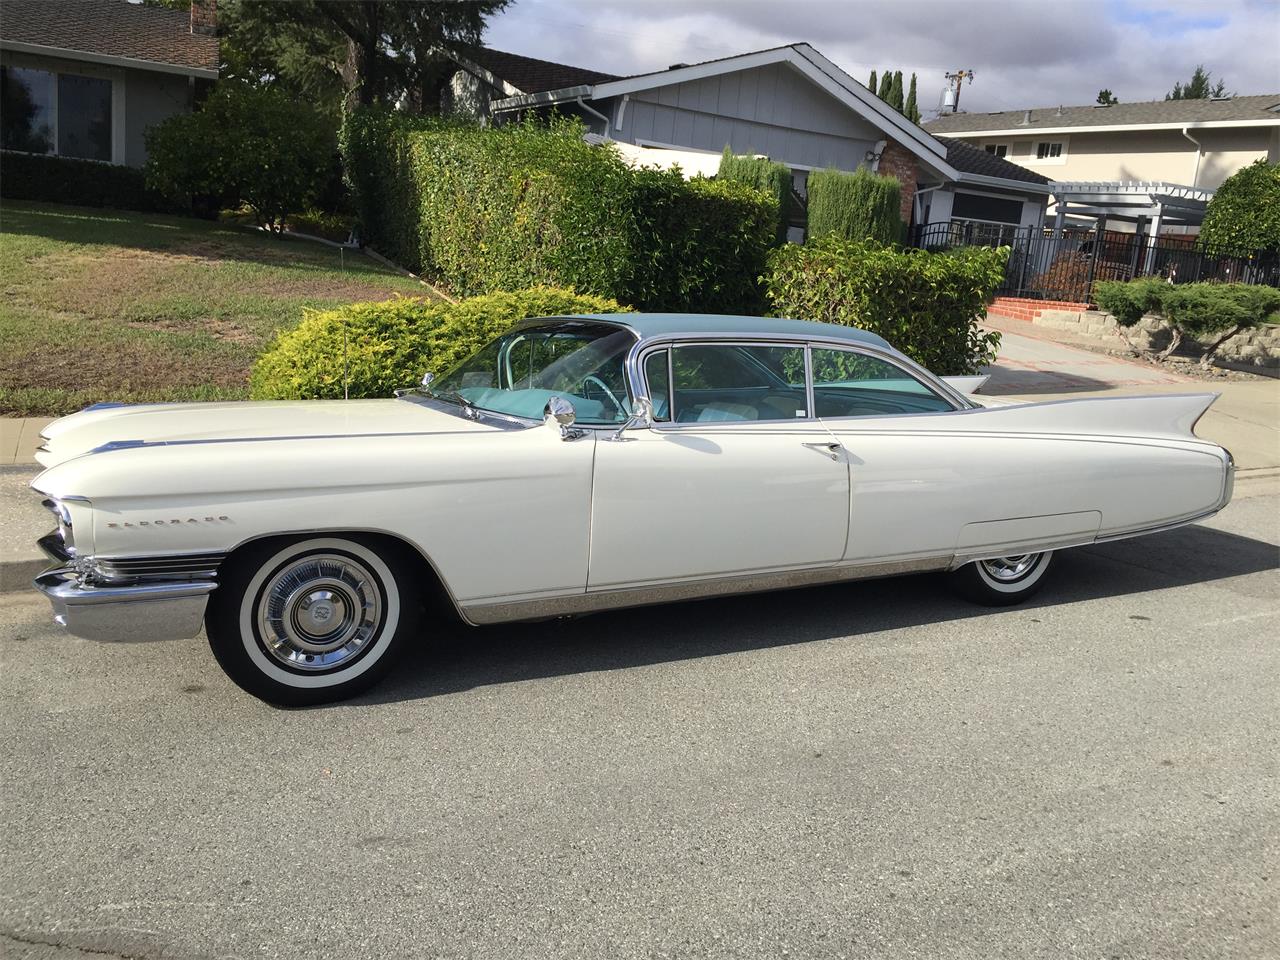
[554,313,894,350]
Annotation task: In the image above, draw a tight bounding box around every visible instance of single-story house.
[924,95,1280,190]
[0,0,218,167]
[443,43,1052,240]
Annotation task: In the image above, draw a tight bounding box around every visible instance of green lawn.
[0,201,434,416]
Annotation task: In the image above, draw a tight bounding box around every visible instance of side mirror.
[544,396,583,440]
[420,371,435,389]
[606,396,654,442]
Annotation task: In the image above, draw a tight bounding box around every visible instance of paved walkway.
[0,418,52,466]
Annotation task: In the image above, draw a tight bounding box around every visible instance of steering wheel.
[582,375,624,417]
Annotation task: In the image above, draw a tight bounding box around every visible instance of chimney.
[191,0,217,36]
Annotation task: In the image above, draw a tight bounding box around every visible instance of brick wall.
[987,296,1091,322]
[877,139,917,225]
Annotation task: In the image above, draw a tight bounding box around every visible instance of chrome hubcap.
[980,554,1038,582]
[256,554,381,671]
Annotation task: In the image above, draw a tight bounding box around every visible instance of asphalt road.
[2,491,1278,960]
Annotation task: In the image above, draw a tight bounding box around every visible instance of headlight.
[41,498,76,554]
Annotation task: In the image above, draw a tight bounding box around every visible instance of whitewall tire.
[207,536,417,706]
[948,551,1055,606]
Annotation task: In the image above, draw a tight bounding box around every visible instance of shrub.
[764,236,1006,374]
[339,111,778,312]
[806,168,902,245]
[716,147,792,244]
[1199,159,1280,253]
[628,170,777,314]
[250,286,630,400]
[1094,277,1280,365]
[146,82,335,230]
[0,152,178,212]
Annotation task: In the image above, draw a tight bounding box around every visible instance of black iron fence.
[907,221,1280,304]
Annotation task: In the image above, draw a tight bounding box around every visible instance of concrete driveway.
[2,486,1277,960]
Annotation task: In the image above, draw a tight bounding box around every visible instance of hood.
[36,398,496,468]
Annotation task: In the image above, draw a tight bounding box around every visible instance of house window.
[2,65,113,161]
[984,144,1009,158]
[1035,141,1064,160]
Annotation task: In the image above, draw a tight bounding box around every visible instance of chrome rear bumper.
[34,567,215,643]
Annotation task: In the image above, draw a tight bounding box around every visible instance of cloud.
[482,0,1280,112]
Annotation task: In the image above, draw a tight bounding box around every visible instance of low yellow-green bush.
[250,287,630,400]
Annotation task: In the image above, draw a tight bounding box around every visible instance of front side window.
[426,321,634,424]
[669,344,807,423]
[644,349,671,421]
[811,348,954,418]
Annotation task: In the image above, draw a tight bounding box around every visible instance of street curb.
[1,557,45,595]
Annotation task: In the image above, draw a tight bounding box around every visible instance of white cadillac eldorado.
[31,313,1233,705]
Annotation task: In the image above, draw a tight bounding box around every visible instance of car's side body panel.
[587,420,849,589]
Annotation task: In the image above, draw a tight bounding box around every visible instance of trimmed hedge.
[717,147,793,244]
[250,286,630,400]
[340,111,779,312]
[806,167,902,245]
[764,236,1006,374]
[0,151,179,213]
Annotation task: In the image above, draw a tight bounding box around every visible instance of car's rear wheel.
[948,551,1054,606]
[206,536,417,706]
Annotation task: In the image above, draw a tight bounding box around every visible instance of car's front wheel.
[206,536,417,706]
[948,551,1054,606]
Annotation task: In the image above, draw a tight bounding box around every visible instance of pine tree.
[877,70,892,101]
[905,73,920,123]
[888,71,904,112]
[1166,65,1228,100]
[867,69,877,93]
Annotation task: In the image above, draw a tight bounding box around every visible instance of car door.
[812,346,1103,565]
[588,340,850,590]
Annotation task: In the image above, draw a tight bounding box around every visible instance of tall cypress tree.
[889,71,904,112]
[877,70,892,101]
[867,69,877,94]
[905,73,920,123]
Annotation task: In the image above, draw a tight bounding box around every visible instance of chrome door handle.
[802,442,843,461]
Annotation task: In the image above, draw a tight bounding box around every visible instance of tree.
[877,70,892,101]
[1096,88,1118,106]
[888,71,904,112]
[1165,65,1227,100]
[867,69,877,94]
[219,0,510,111]
[904,73,920,123]
[1199,159,1280,253]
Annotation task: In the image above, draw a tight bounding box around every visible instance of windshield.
[425,320,636,424]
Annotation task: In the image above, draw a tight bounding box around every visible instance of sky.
[482,0,1280,115]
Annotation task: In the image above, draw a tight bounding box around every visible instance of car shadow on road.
[350,521,1279,709]
[980,366,1119,395]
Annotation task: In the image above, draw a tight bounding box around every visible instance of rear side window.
[670,344,807,423]
[811,348,954,418]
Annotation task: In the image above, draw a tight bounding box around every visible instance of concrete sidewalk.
[1,417,52,466]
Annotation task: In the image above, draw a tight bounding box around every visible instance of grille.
[91,553,226,584]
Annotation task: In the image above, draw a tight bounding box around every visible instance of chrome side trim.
[460,555,952,625]
[34,568,215,643]
[90,552,226,584]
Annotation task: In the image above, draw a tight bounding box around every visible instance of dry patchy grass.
[0,201,433,415]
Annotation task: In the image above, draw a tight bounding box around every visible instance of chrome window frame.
[624,332,972,429]
[410,317,974,431]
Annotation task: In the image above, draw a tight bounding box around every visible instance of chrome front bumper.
[34,567,215,643]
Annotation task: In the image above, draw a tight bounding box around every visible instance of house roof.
[925,94,1280,135]
[461,47,620,94]
[0,0,218,77]
[934,136,1050,185]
